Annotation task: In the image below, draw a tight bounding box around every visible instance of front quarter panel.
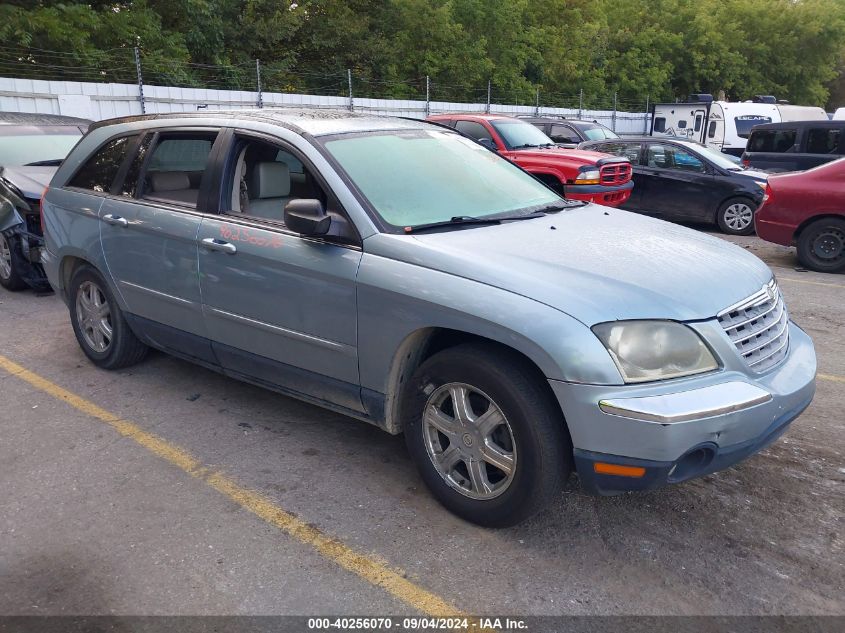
[356,241,623,397]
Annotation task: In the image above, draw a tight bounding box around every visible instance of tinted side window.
[677,120,688,129]
[141,132,217,208]
[806,128,841,154]
[68,136,133,193]
[548,124,581,144]
[454,121,493,143]
[118,135,152,198]
[748,129,797,153]
[694,115,703,132]
[653,117,666,133]
[595,142,641,163]
[646,143,705,172]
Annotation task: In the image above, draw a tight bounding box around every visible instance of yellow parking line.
[819,373,845,384]
[779,277,845,289]
[0,354,461,617]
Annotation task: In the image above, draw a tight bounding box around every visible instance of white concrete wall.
[0,76,650,134]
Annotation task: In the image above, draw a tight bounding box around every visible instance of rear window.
[748,129,797,153]
[68,136,134,193]
[806,128,841,154]
[735,115,773,139]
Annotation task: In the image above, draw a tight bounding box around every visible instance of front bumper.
[566,180,633,207]
[551,321,816,495]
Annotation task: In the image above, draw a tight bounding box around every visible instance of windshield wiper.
[23,159,63,167]
[404,213,543,234]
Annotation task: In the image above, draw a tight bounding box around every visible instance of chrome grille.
[717,279,789,372]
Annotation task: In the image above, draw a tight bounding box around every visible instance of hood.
[365,206,772,326]
[732,168,768,182]
[0,166,57,199]
[511,147,614,166]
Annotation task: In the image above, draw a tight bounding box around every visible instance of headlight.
[574,168,601,184]
[592,320,719,383]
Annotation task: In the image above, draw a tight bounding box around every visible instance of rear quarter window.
[748,129,797,153]
[67,136,134,193]
[806,128,841,154]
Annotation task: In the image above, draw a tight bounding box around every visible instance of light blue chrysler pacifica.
[40,110,816,526]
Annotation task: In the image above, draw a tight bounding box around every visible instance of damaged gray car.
[0,112,89,290]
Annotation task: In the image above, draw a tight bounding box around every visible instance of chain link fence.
[0,44,651,132]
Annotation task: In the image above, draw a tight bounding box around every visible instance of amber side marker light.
[593,462,646,478]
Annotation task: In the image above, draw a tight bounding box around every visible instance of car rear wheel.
[69,265,148,369]
[402,343,571,527]
[0,230,29,291]
[716,198,756,235]
[797,217,845,273]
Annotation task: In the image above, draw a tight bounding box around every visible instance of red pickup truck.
[426,113,633,207]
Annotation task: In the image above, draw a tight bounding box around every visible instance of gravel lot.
[0,229,842,617]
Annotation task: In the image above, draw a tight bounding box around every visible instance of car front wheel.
[402,343,571,527]
[717,197,756,235]
[68,265,148,369]
[0,230,29,291]
[797,217,845,273]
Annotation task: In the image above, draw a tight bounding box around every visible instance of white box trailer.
[651,97,827,156]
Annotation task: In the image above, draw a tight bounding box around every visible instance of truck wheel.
[716,198,756,235]
[402,343,571,527]
[68,265,148,369]
[0,230,29,291]
[797,217,845,273]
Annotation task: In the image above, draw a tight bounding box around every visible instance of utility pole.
[578,88,583,119]
[134,44,145,114]
[535,87,540,116]
[255,59,263,109]
[612,92,618,132]
[644,93,650,134]
[485,80,491,114]
[425,75,430,116]
[347,69,353,111]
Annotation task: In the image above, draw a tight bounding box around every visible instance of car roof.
[583,136,706,148]
[518,116,608,127]
[0,111,91,126]
[427,113,514,121]
[89,108,435,137]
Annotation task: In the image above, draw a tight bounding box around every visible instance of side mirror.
[477,137,497,151]
[284,199,331,236]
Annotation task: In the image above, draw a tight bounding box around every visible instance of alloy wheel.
[75,280,113,353]
[422,382,517,500]
[0,233,12,280]
[723,202,754,232]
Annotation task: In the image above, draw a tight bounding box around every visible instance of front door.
[639,143,715,221]
[197,132,364,412]
[99,129,223,362]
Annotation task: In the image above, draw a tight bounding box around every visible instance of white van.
[651,97,827,156]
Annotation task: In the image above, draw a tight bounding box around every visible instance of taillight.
[742,158,750,168]
[762,183,772,204]
[39,186,48,233]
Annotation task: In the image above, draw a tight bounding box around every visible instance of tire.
[68,265,148,369]
[402,343,571,527]
[0,229,29,291]
[716,197,757,235]
[796,217,845,273]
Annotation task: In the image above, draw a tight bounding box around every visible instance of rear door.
[196,129,364,412]
[99,128,224,363]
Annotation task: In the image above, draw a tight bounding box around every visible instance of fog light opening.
[668,446,716,482]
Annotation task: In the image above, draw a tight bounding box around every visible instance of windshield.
[489,120,555,149]
[324,130,561,229]
[0,131,82,166]
[581,125,619,141]
[693,144,745,169]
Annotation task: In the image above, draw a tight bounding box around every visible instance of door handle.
[102,214,128,227]
[201,237,237,254]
